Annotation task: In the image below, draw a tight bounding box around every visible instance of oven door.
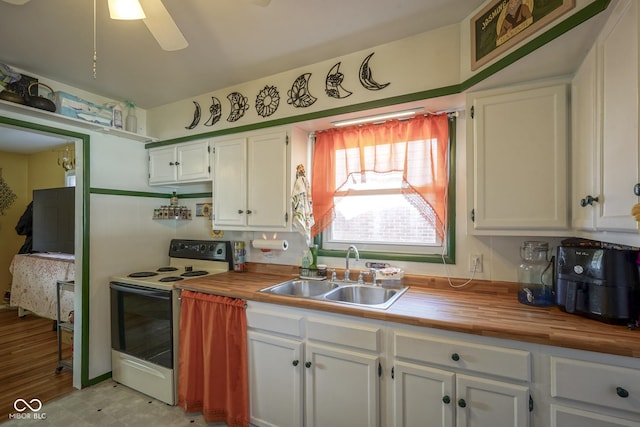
[110,282,174,369]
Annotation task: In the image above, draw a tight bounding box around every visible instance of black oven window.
[111,284,173,369]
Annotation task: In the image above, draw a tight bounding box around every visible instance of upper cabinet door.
[148,146,178,185]
[213,137,247,227]
[468,83,569,234]
[148,139,211,185]
[177,140,211,182]
[595,0,639,232]
[247,131,289,229]
[571,46,599,231]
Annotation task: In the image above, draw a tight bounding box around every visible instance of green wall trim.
[0,116,87,140]
[85,371,112,386]
[90,187,212,199]
[178,192,212,199]
[146,0,609,149]
[0,115,93,388]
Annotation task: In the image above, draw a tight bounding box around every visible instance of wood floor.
[0,308,74,420]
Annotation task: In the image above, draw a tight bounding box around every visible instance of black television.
[32,187,75,254]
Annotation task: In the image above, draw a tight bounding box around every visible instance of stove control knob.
[200,244,206,251]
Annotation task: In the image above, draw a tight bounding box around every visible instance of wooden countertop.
[178,265,640,359]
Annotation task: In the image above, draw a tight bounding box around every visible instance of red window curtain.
[311,113,450,240]
[178,291,249,427]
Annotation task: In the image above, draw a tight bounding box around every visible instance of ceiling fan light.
[108,0,146,20]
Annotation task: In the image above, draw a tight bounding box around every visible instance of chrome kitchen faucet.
[344,245,360,281]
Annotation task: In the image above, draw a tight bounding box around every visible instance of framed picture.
[471,0,575,70]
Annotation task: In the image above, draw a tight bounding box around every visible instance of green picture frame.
[471,0,575,70]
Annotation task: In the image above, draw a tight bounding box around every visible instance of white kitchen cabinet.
[248,331,304,427]
[571,44,599,230]
[212,137,246,227]
[247,305,305,427]
[305,342,379,427]
[212,126,307,231]
[148,139,211,185]
[392,328,532,427]
[467,82,569,235]
[550,404,640,427]
[456,374,530,427]
[572,0,640,233]
[549,355,640,426]
[393,361,454,427]
[246,302,382,427]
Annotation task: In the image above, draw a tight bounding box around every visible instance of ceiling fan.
[1,0,272,51]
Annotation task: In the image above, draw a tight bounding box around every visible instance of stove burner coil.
[157,267,179,272]
[128,271,158,278]
[181,270,209,277]
[159,276,184,282]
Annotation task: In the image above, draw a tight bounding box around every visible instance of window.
[312,113,454,261]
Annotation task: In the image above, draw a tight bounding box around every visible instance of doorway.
[0,116,89,393]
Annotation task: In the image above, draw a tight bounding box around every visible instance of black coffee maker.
[555,238,640,325]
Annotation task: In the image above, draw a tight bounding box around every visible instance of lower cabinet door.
[456,374,530,427]
[393,361,455,427]
[248,331,303,427]
[550,404,640,427]
[305,343,380,427]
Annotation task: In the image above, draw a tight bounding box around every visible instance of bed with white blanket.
[9,253,75,320]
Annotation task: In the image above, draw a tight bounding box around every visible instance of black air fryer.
[556,240,640,325]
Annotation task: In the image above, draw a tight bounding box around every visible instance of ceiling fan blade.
[2,0,32,4]
[139,0,188,51]
[248,0,271,6]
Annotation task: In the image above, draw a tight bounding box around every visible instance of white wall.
[148,24,461,140]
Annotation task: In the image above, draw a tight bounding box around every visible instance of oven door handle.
[110,282,171,299]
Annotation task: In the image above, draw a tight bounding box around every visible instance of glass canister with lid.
[517,241,555,306]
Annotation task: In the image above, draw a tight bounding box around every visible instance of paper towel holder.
[251,235,289,252]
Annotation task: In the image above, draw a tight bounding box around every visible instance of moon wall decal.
[226,92,249,122]
[359,52,390,91]
[287,73,317,108]
[185,101,201,129]
[325,62,352,99]
[204,96,222,127]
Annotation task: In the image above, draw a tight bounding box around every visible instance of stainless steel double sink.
[259,279,408,310]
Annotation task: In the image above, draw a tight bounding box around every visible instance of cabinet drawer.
[306,316,381,352]
[394,331,531,382]
[551,356,640,414]
[246,308,303,338]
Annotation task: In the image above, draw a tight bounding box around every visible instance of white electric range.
[109,239,233,405]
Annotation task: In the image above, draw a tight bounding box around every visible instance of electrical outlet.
[470,254,483,273]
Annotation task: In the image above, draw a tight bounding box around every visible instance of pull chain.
[93,0,97,79]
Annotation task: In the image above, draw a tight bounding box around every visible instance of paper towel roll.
[252,239,289,251]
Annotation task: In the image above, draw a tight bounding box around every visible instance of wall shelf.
[0,99,158,142]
